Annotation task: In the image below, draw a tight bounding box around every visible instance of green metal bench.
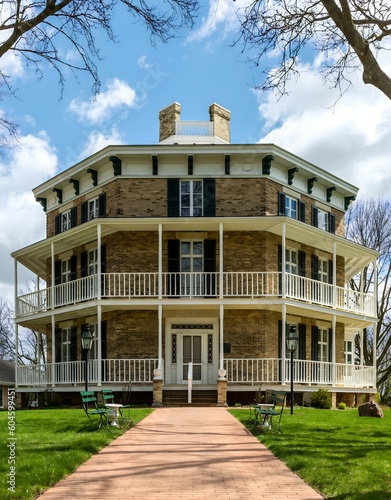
[250,390,286,433]
[80,391,112,431]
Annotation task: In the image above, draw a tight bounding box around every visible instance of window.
[317,209,329,232]
[87,197,99,220]
[180,241,203,295]
[61,328,72,362]
[61,210,72,232]
[285,248,298,274]
[285,195,297,219]
[88,249,98,276]
[318,258,329,283]
[61,259,72,283]
[318,328,329,362]
[344,340,354,365]
[180,180,203,217]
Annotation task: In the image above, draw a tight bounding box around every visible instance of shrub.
[338,402,346,410]
[310,389,332,409]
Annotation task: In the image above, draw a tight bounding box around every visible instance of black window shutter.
[101,245,107,273]
[81,252,87,278]
[328,328,333,362]
[81,201,87,223]
[55,328,62,363]
[98,193,106,218]
[167,179,180,217]
[70,326,77,361]
[311,206,318,227]
[70,255,77,281]
[298,250,306,277]
[55,214,61,234]
[328,260,333,284]
[299,201,306,222]
[329,214,336,234]
[70,207,77,228]
[298,324,306,360]
[278,192,286,215]
[54,260,61,286]
[311,326,319,361]
[203,179,216,217]
[311,255,319,280]
[204,239,216,296]
[168,239,180,296]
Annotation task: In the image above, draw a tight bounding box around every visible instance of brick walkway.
[39,407,323,499]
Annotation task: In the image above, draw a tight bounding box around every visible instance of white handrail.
[187,362,193,404]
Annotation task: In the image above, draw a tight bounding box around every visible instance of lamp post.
[286,325,298,415]
[81,325,93,392]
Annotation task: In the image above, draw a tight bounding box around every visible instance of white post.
[187,362,193,404]
[97,224,101,300]
[219,304,224,370]
[51,242,55,309]
[158,304,163,370]
[97,305,102,386]
[333,242,337,308]
[281,303,286,384]
[332,315,336,386]
[282,223,286,297]
[219,222,223,299]
[158,223,162,299]
[51,315,56,387]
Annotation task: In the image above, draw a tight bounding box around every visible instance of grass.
[230,406,391,500]
[0,407,153,500]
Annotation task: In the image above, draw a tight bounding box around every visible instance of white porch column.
[51,315,56,387]
[158,223,162,299]
[97,305,102,386]
[158,304,163,370]
[333,242,337,308]
[51,242,55,309]
[281,303,286,383]
[219,304,224,370]
[13,259,19,386]
[97,224,102,300]
[282,224,286,297]
[331,315,336,386]
[373,321,377,387]
[219,223,224,299]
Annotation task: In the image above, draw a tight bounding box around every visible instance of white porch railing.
[175,120,214,136]
[16,358,158,386]
[15,271,376,317]
[224,358,376,388]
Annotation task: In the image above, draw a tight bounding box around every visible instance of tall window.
[61,210,72,232]
[344,340,354,365]
[318,258,329,283]
[180,180,203,217]
[285,195,298,219]
[88,197,99,220]
[180,241,203,295]
[88,249,98,276]
[61,259,72,283]
[61,328,72,362]
[285,248,298,274]
[318,328,329,362]
[317,209,329,232]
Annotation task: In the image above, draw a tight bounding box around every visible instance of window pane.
[181,207,190,217]
[181,181,190,193]
[193,337,201,363]
[181,194,190,208]
[193,194,202,207]
[181,242,190,255]
[193,181,202,193]
[181,258,191,272]
[192,208,202,217]
[193,242,202,254]
[183,336,191,363]
[193,258,202,271]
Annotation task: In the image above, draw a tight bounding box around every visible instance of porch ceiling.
[12,216,378,280]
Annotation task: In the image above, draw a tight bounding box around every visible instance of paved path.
[39,407,323,499]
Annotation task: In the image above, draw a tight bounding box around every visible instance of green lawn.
[230,406,391,500]
[0,407,153,500]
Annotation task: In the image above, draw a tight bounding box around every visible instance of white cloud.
[80,128,124,158]
[0,132,57,296]
[257,62,391,199]
[137,55,153,69]
[68,78,137,124]
[188,0,249,42]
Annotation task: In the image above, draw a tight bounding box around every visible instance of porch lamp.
[286,325,298,415]
[81,325,93,392]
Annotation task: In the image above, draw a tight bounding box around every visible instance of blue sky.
[1,0,391,298]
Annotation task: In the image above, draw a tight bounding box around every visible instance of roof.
[0,360,15,384]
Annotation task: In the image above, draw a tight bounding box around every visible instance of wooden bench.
[80,391,111,431]
[250,390,286,432]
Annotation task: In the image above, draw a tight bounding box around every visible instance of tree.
[345,199,391,399]
[0,0,199,148]
[234,1,391,101]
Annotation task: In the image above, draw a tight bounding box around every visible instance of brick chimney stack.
[209,103,231,143]
[159,102,181,142]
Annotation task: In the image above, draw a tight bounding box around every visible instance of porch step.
[163,390,217,406]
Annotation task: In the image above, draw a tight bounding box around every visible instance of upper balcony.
[15,271,376,320]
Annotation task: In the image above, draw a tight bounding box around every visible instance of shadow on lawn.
[329,491,391,500]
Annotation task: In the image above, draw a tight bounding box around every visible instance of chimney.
[209,103,231,143]
[159,102,181,142]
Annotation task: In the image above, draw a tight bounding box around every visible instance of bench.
[80,391,111,431]
[250,390,286,432]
